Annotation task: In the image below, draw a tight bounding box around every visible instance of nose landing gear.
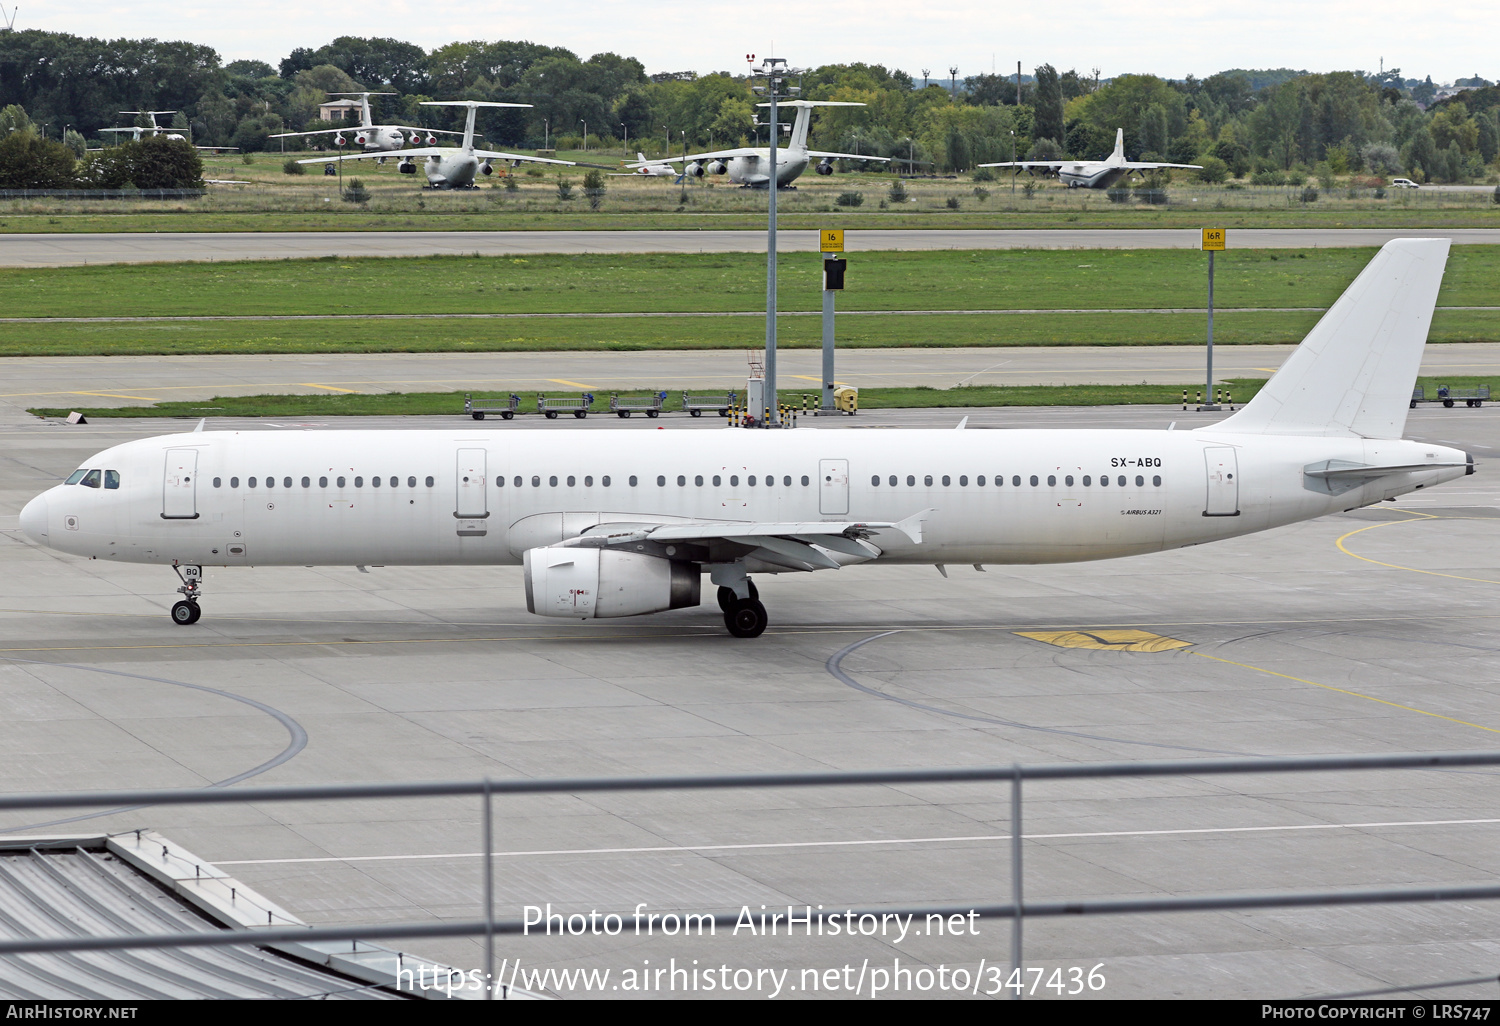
[170,564,203,625]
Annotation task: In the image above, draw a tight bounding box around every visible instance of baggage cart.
[537,392,595,419]
[464,393,521,420]
[609,391,667,418]
[681,391,737,418]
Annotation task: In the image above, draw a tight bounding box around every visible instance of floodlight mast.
[751,56,801,427]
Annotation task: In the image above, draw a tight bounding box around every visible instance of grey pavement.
[4,344,1500,415]
[6,228,1500,266]
[1,405,1500,998]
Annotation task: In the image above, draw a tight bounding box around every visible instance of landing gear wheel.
[724,599,768,638]
[746,578,759,601]
[717,586,735,612]
[171,600,201,625]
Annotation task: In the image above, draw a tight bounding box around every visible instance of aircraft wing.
[806,151,891,162]
[626,147,761,167]
[296,149,442,165]
[1120,161,1203,170]
[574,513,928,571]
[977,161,1072,169]
[473,148,575,166]
[271,129,343,139]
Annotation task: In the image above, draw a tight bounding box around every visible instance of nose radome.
[19,493,48,541]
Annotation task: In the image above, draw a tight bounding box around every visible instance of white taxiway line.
[213,817,1500,866]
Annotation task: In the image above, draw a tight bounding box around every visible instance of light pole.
[1010,130,1016,193]
[579,120,586,153]
[750,56,802,427]
[543,119,549,150]
[620,122,627,154]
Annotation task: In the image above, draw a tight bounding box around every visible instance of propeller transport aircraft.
[19,241,1471,639]
[302,99,574,188]
[628,100,889,187]
[981,128,1201,188]
[269,92,463,156]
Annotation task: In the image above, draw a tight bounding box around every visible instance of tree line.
[0,29,1495,184]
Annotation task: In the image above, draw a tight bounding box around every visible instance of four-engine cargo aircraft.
[20,240,1470,638]
[269,92,464,154]
[627,100,889,187]
[302,100,574,188]
[980,128,1202,188]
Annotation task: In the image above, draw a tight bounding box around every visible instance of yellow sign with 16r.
[820,229,845,253]
[1202,228,1226,251]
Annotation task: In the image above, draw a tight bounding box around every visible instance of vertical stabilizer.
[790,105,813,151]
[1210,238,1451,439]
[359,93,373,128]
[1112,128,1125,161]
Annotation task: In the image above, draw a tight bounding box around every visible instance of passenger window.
[231,477,240,488]
[730,475,739,486]
[1029,476,1038,486]
[65,469,88,485]
[657,475,666,486]
[602,476,611,486]
[302,477,310,488]
[585,476,593,487]
[1047,475,1056,486]
[1012,476,1021,486]
[496,476,505,487]
[1153,475,1162,486]
[532,476,541,487]
[248,477,257,488]
[977,476,986,486]
[1083,476,1091,486]
[629,476,638,486]
[320,477,328,487]
[748,476,757,486]
[713,475,722,486]
[1065,475,1073,486]
[337,476,346,487]
[924,475,933,486]
[1100,475,1109,487]
[1135,475,1144,487]
[907,475,915,486]
[801,475,810,486]
[512,476,521,487]
[567,476,576,487]
[354,477,363,488]
[783,476,791,486]
[408,476,416,487]
[959,476,967,486]
[889,475,897,487]
[284,477,293,488]
[695,475,704,486]
[213,477,222,488]
[372,476,381,488]
[426,477,435,487]
[871,475,880,486]
[677,475,686,486]
[1118,476,1126,487]
[549,476,558,487]
[941,475,950,486]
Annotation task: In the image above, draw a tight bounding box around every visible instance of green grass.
[2,247,1498,355]
[29,380,1278,419]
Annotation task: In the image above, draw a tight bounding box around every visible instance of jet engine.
[354,133,368,147]
[480,160,494,176]
[397,160,417,174]
[706,160,727,175]
[524,547,700,619]
[685,161,705,178]
[334,135,347,147]
[815,159,834,176]
[425,133,438,146]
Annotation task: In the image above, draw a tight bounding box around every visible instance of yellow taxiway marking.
[297,383,361,393]
[69,391,162,402]
[788,375,852,386]
[1191,650,1500,735]
[1253,367,1282,373]
[1335,512,1500,586]
[546,378,597,390]
[1015,628,1192,652]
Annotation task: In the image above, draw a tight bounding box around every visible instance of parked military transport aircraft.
[980,128,1201,188]
[300,100,573,188]
[627,100,889,187]
[269,92,462,154]
[20,241,1468,638]
[610,152,678,177]
[100,111,186,143]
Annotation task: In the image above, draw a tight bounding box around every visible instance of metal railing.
[5,748,1500,999]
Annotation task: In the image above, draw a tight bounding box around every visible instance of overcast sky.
[22,2,1496,84]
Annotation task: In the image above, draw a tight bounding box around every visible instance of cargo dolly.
[681,390,737,418]
[609,391,667,418]
[464,393,521,420]
[1411,385,1488,409]
[537,392,595,419]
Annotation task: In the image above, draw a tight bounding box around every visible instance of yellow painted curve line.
[1335,512,1500,586]
[1190,650,1500,736]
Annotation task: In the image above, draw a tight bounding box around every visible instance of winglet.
[193,418,205,433]
[955,416,968,430]
[892,508,932,545]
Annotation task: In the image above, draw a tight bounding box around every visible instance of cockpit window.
[104,470,120,490]
[80,470,101,488]
[65,470,88,485]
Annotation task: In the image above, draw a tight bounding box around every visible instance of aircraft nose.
[19,493,48,542]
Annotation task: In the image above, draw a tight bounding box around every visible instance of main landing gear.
[716,579,766,639]
[170,564,203,625]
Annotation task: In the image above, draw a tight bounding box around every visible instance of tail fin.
[1211,238,1450,439]
[1112,128,1124,160]
[637,152,647,162]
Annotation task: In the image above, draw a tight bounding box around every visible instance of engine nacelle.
[334,135,347,147]
[524,547,700,619]
[815,159,834,176]
[480,161,494,176]
[425,133,438,146]
[685,161,705,178]
[354,133,368,147]
[397,160,417,174]
[706,160,727,175]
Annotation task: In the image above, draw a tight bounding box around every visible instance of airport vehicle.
[979,128,1201,189]
[610,152,679,177]
[19,241,1471,639]
[302,100,573,189]
[625,100,889,187]
[1391,178,1421,189]
[269,92,462,155]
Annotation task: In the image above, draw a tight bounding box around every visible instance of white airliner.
[980,128,1201,188]
[269,92,463,154]
[610,152,678,177]
[628,100,889,187]
[19,240,1470,639]
[100,111,238,153]
[302,100,574,188]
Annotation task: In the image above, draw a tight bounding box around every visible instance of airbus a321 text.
[627,100,889,187]
[980,128,1201,188]
[20,240,1470,638]
[302,100,574,189]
